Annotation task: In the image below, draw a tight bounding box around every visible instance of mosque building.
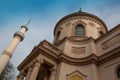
[17,11,120,80]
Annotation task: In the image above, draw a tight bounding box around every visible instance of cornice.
[54,37,67,46]
[17,47,40,70]
[58,53,98,66]
[54,36,95,46]
[58,46,120,66]
[98,46,120,65]
[67,36,95,43]
[18,40,61,71]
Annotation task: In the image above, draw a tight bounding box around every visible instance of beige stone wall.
[96,26,120,56]
[56,62,98,80]
[99,57,120,80]
[61,39,97,58]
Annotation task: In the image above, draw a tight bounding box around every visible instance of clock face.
[70,75,83,80]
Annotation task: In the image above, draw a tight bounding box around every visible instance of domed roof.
[54,11,108,36]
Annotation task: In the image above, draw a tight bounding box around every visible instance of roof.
[54,11,108,36]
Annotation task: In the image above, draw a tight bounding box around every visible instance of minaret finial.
[26,19,32,26]
[78,7,82,12]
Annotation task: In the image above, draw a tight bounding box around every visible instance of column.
[29,60,43,80]
[49,69,56,80]
[25,67,32,80]
[43,72,48,80]
[17,72,24,80]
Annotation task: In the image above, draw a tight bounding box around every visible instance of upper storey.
[53,11,108,44]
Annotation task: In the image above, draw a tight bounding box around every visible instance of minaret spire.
[0,21,29,74]
[26,19,32,26]
[78,7,82,12]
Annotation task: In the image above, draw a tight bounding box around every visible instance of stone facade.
[17,11,120,80]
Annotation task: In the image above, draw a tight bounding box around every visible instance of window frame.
[74,24,85,36]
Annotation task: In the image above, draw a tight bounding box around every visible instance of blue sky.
[0,0,120,76]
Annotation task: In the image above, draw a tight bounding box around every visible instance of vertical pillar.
[49,69,56,80]
[43,72,48,80]
[92,63,99,80]
[0,25,28,74]
[25,67,32,80]
[17,72,25,80]
[29,60,43,80]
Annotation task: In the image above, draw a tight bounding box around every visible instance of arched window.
[117,67,120,78]
[74,25,84,36]
[100,31,104,37]
[56,31,61,40]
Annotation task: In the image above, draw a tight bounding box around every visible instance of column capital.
[34,58,44,64]
[27,66,33,72]
[34,59,43,68]
[29,60,42,80]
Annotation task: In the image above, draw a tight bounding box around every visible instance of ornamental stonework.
[102,34,120,50]
[71,47,85,54]
[89,22,95,27]
[57,16,104,30]
[65,22,71,27]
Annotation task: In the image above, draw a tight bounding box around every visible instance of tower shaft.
[0,26,28,74]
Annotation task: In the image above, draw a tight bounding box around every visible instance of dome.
[54,11,108,36]
[53,11,108,44]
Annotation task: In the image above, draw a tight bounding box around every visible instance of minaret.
[0,20,30,74]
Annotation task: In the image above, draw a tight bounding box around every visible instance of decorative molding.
[71,47,85,54]
[102,34,120,50]
[34,62,41,68]
[58,53,98,66]
[42,40,62,54]
[98,46,120,65]
[2,50,12,58]
[14,31,24,41]
[72,20,87,36]
[54,14,108,36]
[67,70,87,80]
[72,20,87,26]
[89,22,95,27]
[68,36,89,41]
[54,36,94,46]
[65,22,71,27]
[105,60,120,68]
